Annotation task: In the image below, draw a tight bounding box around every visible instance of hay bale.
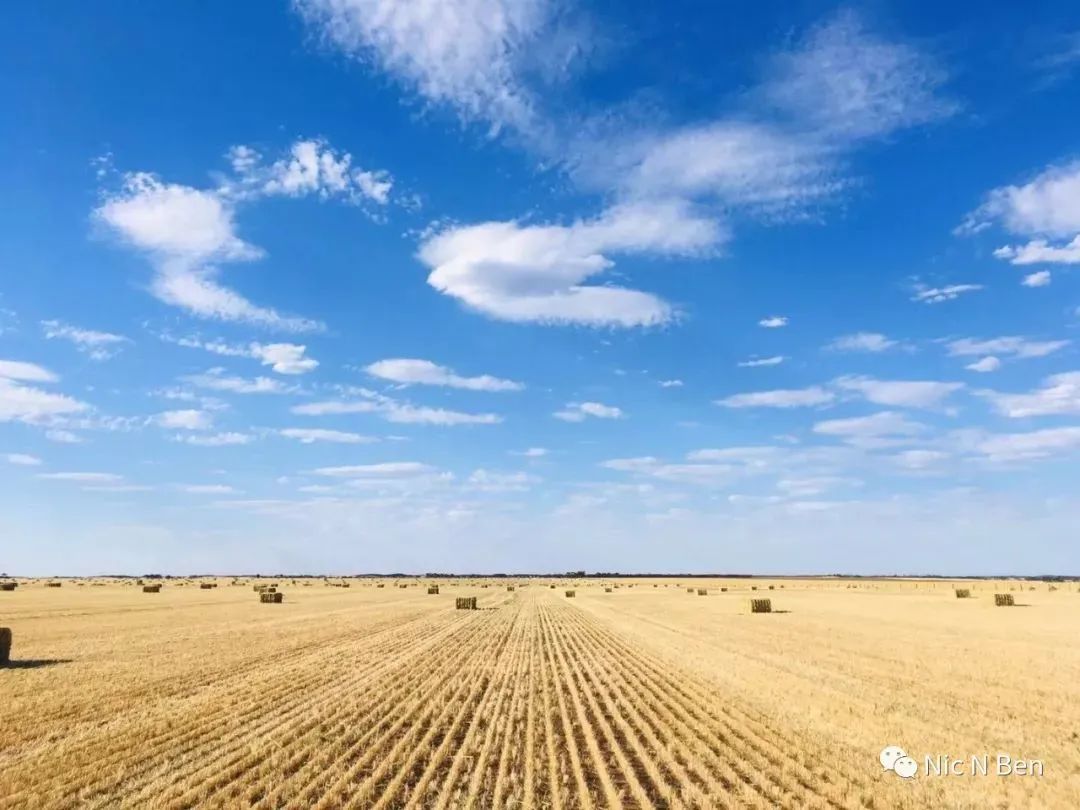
[0,582,16,591]
[0,627,11,664]
[428,586,440,594]
[46,582,62,588]
[768,585,775,590]
[200,583,214,590]
[456,597,477,610]
[687,588,695,594]
[549,585,556,589]
[720,587,728,592]
[376,583,385,588]
[750,586,758,591]
[260,592,284,603]
[994,593,1015,607]
[955,588,971,599]
[697,589,708,596]
[506,585,515,592]
[749,598,773,614]
[605,587,613,593]
[565,590,576,598]
[142,584,161,593]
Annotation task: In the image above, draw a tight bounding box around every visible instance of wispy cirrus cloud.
[41,320,130,360]
[365,358,523,391]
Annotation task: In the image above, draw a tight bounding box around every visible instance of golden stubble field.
[1,577,1078,809]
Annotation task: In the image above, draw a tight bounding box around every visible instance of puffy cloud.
[365,358,523,391]
[279,428,375,444]
[41,320,129,360]
[979,372,1080,418]
[826,332,898,352]
[834,376,963,409]
[0,360,58,382]
[553,402,624,422]
[1021,270,1051,287]
[910,283,982,304]
[962,161,1080,265]
[965,356,1001,373]
[715,387,834,409]
[154,409,213,431]
[738,356,785,368]
[758,316,788,328]
[165,335,319,375]
[418,199,722,327]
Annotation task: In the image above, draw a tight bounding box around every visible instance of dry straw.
[749,598,773,614]
[994,593,1015,607]
[0,627,11,664]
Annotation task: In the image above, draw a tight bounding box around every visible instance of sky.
[2,1,1080,576]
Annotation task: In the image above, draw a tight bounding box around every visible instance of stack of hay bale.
[455,597,477,610]
[260,591,284,604]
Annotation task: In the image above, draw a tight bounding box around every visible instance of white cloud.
[761,9,954,141]
[834,375,963,409]
[467,469,539,492]
[293,0,555,135]
[911,283,982,304]
[826,332,897,352]
[965,356,1001,373]
[38,472,123,483]
[553,401,624,422]
[154,409,213,431]
[365,358,523,391]
[96,169,323,332]
[179,484,238,494]
[945,336,1069,359]
[293,387,500,425]
[961,161,1080,265]
[181,368,295,395]
[165,335,319,375]
[716,387,834,409]
[41,320,129,360]
[418,200,722,327]
[0,360,58,382]
[975,426,1080,462]
[4,453,42,466]
[177,432,255,446]
[738,356,785,368]
[0,361,89,425]
[1021,270,1051,287]
[513,447,548,457]
[279,428,375,444]
[45,429,83,444]
[813,411,926,443]
[758,316,788,328]
[658,379,683,388]
[227,139,393,206]
[312,462,436,478]
[979,372,1080,418]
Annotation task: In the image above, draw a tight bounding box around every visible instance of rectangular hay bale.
[565,590,576,598]
[955,588,971,599]
[749,598,773,614]
[456,597,477,610]
[994,593,1015,607]
[0,627,11,664]
[143,584,161,593]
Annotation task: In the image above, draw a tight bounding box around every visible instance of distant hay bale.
[720,587,728,592]
[565,590,576,598]
[605,587,613,593]
[200,583,214,590]
[749,598,773,614]
[46,582,62,588]
[259,591,284,603]
[1048,585,1058,592]
[750,586,758,591]
[143,584,161,593]
[0,627,11,664]
[697,589,707,596]
[955,588,971,599]
[506,585,515,592]
[376,584,385,588]
[994,593,1015,607]
[549,585,555,589]
[768,585,775,590]
[686,588,695,594]
[428,586,440,595]
[456,597,477,610]
[1,582,16,591]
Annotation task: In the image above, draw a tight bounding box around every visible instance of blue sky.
[2,2,1080,575]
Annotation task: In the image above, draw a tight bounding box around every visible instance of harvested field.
[0,578,1077,808]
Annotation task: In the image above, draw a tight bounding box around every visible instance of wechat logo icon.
[881,746,918,779]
